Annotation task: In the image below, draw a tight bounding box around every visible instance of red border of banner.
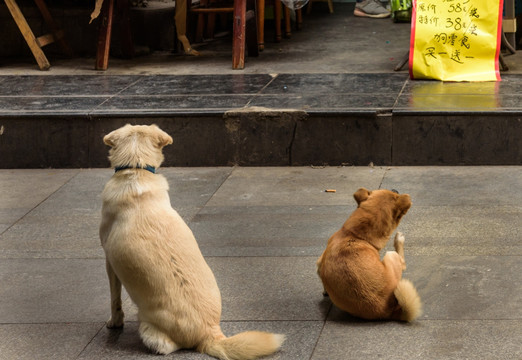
[408,0,418,79]
[493,0,505,81]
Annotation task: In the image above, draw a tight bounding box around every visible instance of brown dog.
[317,188,421,322]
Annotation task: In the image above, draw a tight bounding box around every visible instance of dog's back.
[318,229,397,318]
[100,124,285,359]
[101,169,223,346]
[317,188,421,322]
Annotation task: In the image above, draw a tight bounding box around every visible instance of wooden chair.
[94,0,256,70]
[190,0,259,68]
[307,0,333,14]
[4,0,72,70]
[94,0,134,70]
[257,0,302,50]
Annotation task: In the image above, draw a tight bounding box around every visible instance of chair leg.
[206,13,216,39]
[296,8,302,30]
[194,13,205,42]
[33,0,73,56]
[116,0,134,58]
[284,6,291,38]
[232,0,246,69]
[256,0,265,51]
[95,0,114,70]
[246,0,258,57]
[274,0,282,42]
[4,0,51,70]
[327,0,333,13]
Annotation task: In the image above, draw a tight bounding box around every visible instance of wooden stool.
[307,0,333,14]
[4,0,72,70]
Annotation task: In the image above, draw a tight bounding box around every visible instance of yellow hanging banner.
[409,0,503,81]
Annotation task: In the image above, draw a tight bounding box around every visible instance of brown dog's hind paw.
[394,232,406,270]
[394,232,405,249]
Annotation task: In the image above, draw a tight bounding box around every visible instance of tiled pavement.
[1,166,521,359]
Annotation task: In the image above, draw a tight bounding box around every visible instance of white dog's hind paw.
[106,314,124,328]
[139,322,179,355]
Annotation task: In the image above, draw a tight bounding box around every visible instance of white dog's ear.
[103,130,119,147]
[104,124,132,147]
[151,125,173,148]
[354,188,371,205]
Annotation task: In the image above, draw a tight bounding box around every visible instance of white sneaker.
[354,0,391,18]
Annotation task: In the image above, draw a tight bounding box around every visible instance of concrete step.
[1,73,522,168]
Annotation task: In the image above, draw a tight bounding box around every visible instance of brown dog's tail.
[200,331,285,360]
[392,279,422,322]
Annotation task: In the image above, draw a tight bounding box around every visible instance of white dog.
[100,124,284,359]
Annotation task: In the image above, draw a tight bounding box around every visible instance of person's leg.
[354,0,390,18]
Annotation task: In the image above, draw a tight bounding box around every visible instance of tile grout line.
[244,74,279,108]
[0,170,82,238]
[308,304,332,360]
[379,166,390,190]
[74,322,106,359]
[186,167,236,223]
[87,76,144,116]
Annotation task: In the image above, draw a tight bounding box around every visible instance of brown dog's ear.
[353,188,371,205]
[395,194,412,221]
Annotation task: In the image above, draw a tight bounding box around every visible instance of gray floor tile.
[0,258,111,323]
[0,169,80,231]
[395,205,522,256]
[0,170,109,259]
[29,169,110,216]
[0,214,103,259]
[0,75,139,96]
[325,255,522,322]
[206,167,386,207]
[381,166,522,206]
[408,256,522,320]
[0,323,103,360]
[161,167,233,221]
[0,208,27,233]
[192,205,351,257]
[79,321,323,360]
[206,257,330,321]
[0,168,231,259]
[311,320,522,360]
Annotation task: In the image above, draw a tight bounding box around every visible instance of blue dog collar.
[114,165,156,174]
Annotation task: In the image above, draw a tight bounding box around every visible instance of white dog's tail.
[392,279,422,322]
[200,331,285,360]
